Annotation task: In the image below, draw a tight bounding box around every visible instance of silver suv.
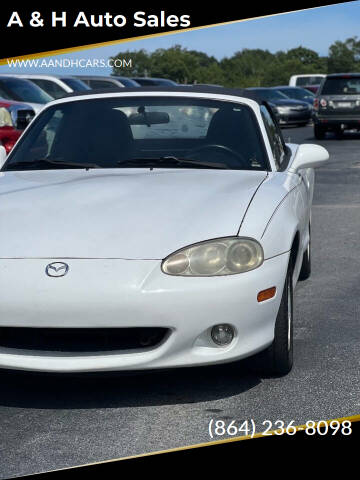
[313,73,360,139]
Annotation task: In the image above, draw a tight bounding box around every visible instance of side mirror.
[0,145,6,170]
[288,144,329,173]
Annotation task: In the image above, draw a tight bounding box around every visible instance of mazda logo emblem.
[45,262,69,277]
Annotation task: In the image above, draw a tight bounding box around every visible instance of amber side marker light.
[257,287,276,302]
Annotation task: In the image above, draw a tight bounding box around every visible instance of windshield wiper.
[4,158,100,171]
[117,156,228,169]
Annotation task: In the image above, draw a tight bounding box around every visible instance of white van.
[289,74,326,87]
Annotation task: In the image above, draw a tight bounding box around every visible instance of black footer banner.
[19,415,360,479]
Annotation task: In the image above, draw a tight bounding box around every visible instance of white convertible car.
[0,87,329,375]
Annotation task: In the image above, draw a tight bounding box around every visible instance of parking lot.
[0,124,359,478]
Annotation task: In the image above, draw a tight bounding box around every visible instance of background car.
[0,87,328,376]
[273,85,315,106]
[0,76,53,113]
[131,77,178,86]
[77,75,140,89]
[0,99,35,153]
[289,74,326,86]
[303,85,321,94]
[289,74,326,94]
[7,74,91,99]
[192,83,223,87]
[313,73,360,139]
[246,87,312,126]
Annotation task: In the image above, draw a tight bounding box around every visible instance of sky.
[0,2,359,75]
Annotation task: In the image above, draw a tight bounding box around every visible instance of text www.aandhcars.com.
[6,58,132,69]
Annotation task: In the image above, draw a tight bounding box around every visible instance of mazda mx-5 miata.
[0,87,329,375]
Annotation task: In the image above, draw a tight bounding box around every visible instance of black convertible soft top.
[64,85,263,104]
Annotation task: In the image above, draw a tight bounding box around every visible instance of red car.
[0,99,35,153]
[303,85,320,94]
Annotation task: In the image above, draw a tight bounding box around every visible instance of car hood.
[0,168,267,259]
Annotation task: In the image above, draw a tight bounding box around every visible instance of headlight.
[0,107,13,128]
[276,106,290,114]
[162,237,264,276]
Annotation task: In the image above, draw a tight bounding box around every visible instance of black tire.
[314,124,325,140]
[335,128,344,139]
[299,225,311,281]
[252,265,293,376]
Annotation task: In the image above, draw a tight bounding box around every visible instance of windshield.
[279,88,314,100]
[0,77,53,104]
[114,77,140,87]
[251,89,288,102]
[321,77,360,95]
[296,76,324,86]
[60,78,90,91]
[30,78,64,99]
[134,78,177,86]
[3,97,269,172]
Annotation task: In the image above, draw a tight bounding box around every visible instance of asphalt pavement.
[0,125,359,478]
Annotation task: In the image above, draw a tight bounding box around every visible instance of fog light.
[211,324,234,346]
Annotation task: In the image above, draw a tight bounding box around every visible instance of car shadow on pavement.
[0,360,263,409]
[311,130,360,142]
[281,125,360,143]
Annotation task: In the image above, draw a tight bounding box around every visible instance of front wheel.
[314,124,325,140]
[299,225,311,281]
[335,127,344,139]
[252,265,294,376]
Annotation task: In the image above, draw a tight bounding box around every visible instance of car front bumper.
[277,110,312,125]
[0,252,290,372]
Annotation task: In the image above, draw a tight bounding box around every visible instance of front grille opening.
[0,327,169,353]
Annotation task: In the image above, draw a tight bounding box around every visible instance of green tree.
[286,46,323,67]
[111,45,220,84]
[110,41,360,88]
[220,49,275,87]
[328,37,360,73]
[149,46,192,82]
[194,63,227,85]
[110,49,151,77]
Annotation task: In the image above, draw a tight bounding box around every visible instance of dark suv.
[313,73,360,139]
